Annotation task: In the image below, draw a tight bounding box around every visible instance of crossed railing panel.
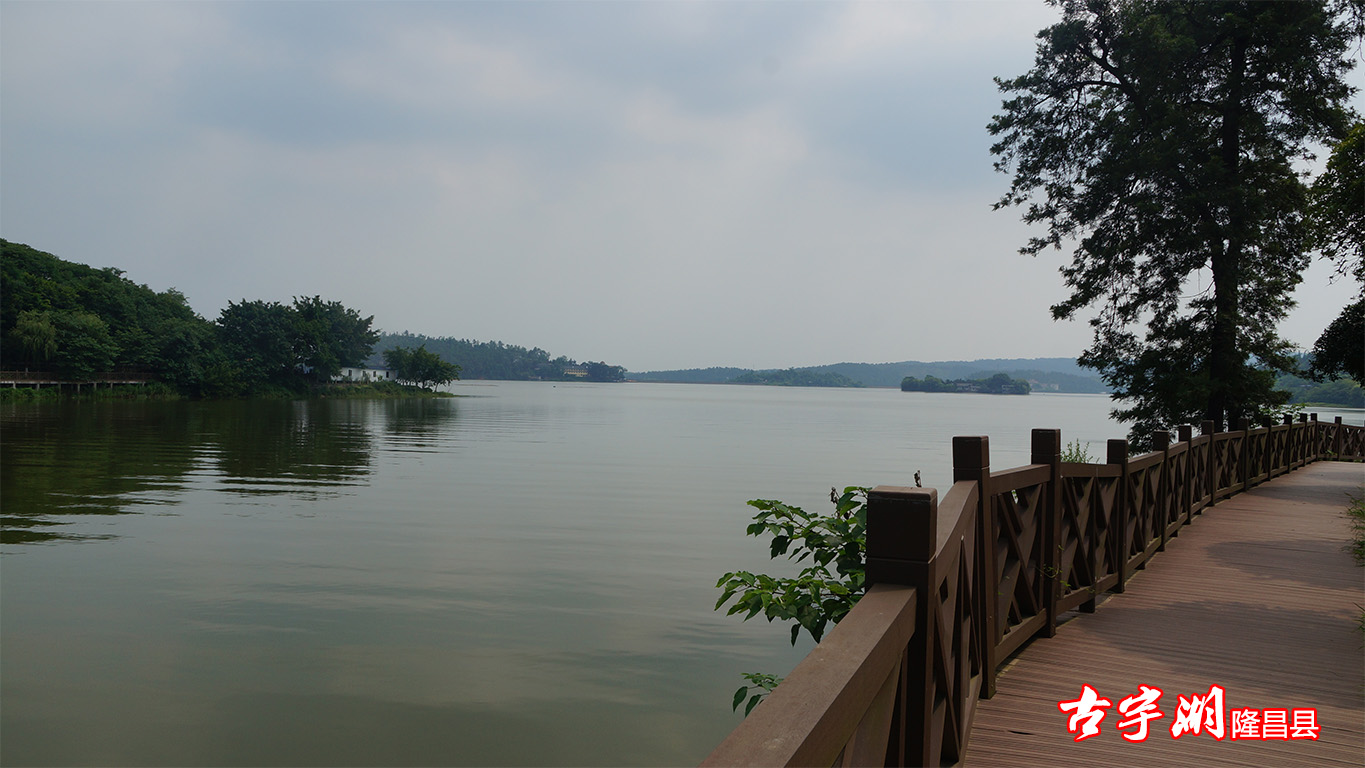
[1055,467,1121,616]
[1185,430,1213,514]
[1162,441,1191,539]
[1125,453,1164,571]
[987,470,1048,660]
[1244,428,1269,486]
[1341,424,1365,459]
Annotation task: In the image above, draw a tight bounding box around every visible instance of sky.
[2,1,1359,372]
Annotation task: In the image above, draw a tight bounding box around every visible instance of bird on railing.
[915,471,922,488]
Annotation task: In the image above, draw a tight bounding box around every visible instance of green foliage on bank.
[729,368,863,388]
[630,360,1109,392]
[371,332,625,382]
[316,381,454,399]
[1,241,627,397]
[1276,354,1363,407]
[901,372,1030,395]
[0,382,182,403]
[0,241,372,398]
[1276,374,1364,407]
[2,241,220,393]
[382,346,461,389]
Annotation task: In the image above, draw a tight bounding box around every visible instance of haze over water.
[7,383,1353,765]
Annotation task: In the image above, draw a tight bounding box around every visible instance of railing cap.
[867,486,938,567]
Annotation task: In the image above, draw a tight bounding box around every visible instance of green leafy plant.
[1061,439,1094,464]
[731,672,783,717]
[715,486,869,713]
[1348,489,1365,566]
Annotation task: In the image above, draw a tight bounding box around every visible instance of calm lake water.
[4,383,1356,765]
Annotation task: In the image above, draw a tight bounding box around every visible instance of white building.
[334,367,395,383]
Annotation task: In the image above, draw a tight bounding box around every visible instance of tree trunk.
[1206,30,1249,432]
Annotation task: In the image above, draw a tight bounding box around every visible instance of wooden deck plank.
[964,461,1364,768]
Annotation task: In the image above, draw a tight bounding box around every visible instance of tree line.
[900,373,1031,395]
[1,241,383,396]
[729,369,863,388]
[370,332,626,382]
[0,242,625,396]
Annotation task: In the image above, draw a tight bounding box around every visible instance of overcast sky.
[2,1,1359,371]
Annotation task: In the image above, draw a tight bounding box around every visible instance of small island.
[901,373,1030,395]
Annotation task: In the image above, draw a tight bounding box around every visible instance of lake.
[3,383,1355,765]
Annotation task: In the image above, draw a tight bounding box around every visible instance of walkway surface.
[964,460,1364,768]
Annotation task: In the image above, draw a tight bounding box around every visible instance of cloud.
[2,1,1349,371]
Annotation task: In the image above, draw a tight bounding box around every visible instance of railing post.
[1260,416,1274,482]
[1297,414,1309,467]
[1108,439,1130,592]
[1335,416,1345,458]
[867,486,938,768]
[1178,424,1195,519]
[1304,414,1315,463]
[1154,430,1172,550]
[1283,414,1295,472]
[1235,417,1252,491]
[1200,420,1215,509]
[953,436,994,700]
[1032,429,1062,639]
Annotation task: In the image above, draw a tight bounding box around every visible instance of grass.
[317,381,455,399]
[0,382,180,402]
[0,380,453,402]
[1348,489,1365,566]
[1348,490,1365,639]
[1061,439,1095,463]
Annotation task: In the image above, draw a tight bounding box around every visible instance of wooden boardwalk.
[964,460,1365,768]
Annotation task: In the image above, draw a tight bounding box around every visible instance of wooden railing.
[704,415,1363,767]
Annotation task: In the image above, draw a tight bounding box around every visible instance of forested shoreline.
[0,241,624,398]
[901,373,1030,395]
[2,239,1358,405]
[370,333,626,382]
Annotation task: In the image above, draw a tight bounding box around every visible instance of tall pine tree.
[990,0,1359,443]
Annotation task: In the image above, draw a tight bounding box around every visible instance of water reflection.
[380,398,461,450]
[0,398,459,544]
[3,385,1132,766]
[203,400,375,496]
[1,401,206,543]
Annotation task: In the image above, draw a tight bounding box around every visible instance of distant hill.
[627,367,754,384]
[628,358,1110,394]
[370,333,626,382]
[1276,354,1364,407]
[731,369,863,388]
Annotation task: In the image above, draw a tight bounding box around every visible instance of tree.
[291,295,379,384]
[383,345,461,389]
[48,310,119,378]
[1306,122,1364,383]
[584,361,626,382]
[13,310,57,368]
[1307,298,1364,383]
[216,300,299,390]
[989,1,1359,442]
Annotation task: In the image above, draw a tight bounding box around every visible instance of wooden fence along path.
[703,416,1365,767]
[0,370,154,389]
